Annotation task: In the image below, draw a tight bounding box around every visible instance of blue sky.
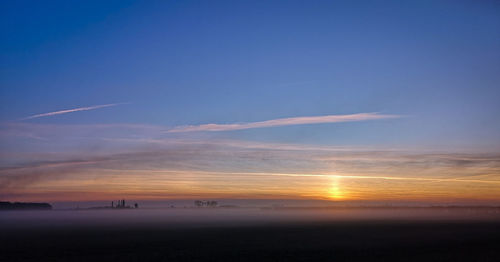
[2,0,500,149]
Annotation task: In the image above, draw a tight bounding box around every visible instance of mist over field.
[2,207,500,262]
[2,207,500,230]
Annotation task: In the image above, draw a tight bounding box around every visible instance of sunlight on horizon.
[328,177,347,200]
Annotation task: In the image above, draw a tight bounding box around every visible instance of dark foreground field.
[1,208,500,261]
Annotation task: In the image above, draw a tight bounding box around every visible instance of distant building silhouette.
[86,199,137,210]
[194,200,218,207]
[113,199,131,209]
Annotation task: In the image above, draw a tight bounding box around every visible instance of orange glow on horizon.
[3,168,500,203]
[328,177,347,200]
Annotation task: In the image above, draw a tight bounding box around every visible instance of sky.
[1,0,499,204]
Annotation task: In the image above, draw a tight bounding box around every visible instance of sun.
[328,177,346,200]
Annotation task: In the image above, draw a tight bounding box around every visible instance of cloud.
[168,113,400,133]
[21,103,126,120]
[2,135,499,188]
[1,130,500,202]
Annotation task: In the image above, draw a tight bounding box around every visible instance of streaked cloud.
[168,113,400,132]
[1,130,499,203]
[2,117,499,203]
[21,103,125,120]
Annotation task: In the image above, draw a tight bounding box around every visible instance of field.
[1,208,500,261]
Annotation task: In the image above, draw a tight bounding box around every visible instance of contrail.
[168,112,400,132]
[102,169,500,185]
[21,103,125,120]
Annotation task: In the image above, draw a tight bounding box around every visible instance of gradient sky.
[1,0,499,203]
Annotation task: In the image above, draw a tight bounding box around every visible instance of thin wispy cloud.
[168,112,400,133]
[1,123,499,201]
[21,103,125,120]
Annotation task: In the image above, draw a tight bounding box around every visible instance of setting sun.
[328,177,346,200]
